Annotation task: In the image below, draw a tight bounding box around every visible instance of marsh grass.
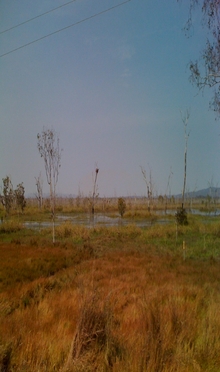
[124,209,158,220]
[0,220,23,233]
[1,219,220,370]
[56,222,90,241]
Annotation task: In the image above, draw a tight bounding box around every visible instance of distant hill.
[176,187,220,199]
[26,188,220,199]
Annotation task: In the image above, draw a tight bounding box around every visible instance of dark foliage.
[175,207,188,226]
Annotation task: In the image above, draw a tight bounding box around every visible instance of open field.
[1,204,220,371]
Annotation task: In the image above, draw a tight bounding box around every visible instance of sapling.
[35,173,43,209]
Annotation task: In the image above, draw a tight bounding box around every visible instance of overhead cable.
[0,0,131,58]
[0,0,78,35]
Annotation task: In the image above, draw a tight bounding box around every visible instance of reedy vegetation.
[0,206,220,371]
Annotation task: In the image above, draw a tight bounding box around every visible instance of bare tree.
[140,165,154,211]
[37,128,62,243]
[164,167,173,214]
[35,173,43,209]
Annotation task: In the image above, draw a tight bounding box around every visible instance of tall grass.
[1,220,220,371]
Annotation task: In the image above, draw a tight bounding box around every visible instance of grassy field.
[0,209,220,371]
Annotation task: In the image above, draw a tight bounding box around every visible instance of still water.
[23,209,220,230]
[24,213,168,229]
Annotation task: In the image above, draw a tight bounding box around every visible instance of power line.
[0,0,78,35]
[0,0,131,58]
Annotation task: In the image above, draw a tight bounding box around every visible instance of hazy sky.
[0,0,219,197]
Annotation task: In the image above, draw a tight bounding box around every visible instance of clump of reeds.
[63,292,122,372]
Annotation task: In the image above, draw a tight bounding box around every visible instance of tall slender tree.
[37,128,62,243]
[180,110,190,209]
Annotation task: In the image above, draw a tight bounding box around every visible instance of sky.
[0,0,219,198]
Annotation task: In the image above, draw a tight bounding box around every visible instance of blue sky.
[0,0,219,197]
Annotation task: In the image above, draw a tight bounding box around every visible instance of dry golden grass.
[1,223,220,371]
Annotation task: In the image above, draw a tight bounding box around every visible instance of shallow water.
[24,213,169,230]
[4,209,219,230]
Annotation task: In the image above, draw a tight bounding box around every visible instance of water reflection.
[24,213,169,230]
[21,209,220,230]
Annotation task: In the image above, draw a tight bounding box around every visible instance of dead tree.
[181,110,190,209]
[175,110,190,226]
[91,167,99,214]
[140,165,154,211]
